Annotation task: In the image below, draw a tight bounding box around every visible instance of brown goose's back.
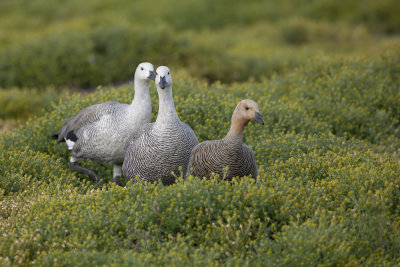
[187,138,257,180]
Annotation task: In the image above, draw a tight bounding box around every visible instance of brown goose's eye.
[245,107,249,110]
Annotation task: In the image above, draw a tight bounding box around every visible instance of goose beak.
[254,112,264,125]
[148,70,155,81]
[159,76,167,89]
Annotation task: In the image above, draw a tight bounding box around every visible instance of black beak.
[254,112,264,125]
[159,76,167,89]
[148,70,155,81]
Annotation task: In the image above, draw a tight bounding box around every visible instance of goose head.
[156,66,172,90]
[232,99,264,126]
[135,62,155,81]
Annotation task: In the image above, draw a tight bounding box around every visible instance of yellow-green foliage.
[0,0,400,88]
[0,88,59,119]
[1,0,400,122]
[0,53,399,265]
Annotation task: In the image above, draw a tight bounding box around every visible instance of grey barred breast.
[122,121,198,184]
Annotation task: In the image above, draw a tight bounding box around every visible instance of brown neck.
[224,117,248,141]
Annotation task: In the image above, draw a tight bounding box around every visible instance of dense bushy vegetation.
[1,53,400,265]
[1,0,400,265]
[0,88,58,120]
[0,0,400,89]
[1,0,400,123]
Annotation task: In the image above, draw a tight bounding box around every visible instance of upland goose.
[187,99,264,180]
[122,66,198,185]
[53,62,155,184]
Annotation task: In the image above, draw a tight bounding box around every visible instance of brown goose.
[187,99,264,180]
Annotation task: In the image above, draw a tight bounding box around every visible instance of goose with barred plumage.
[53,62,155,184]
[122,66,199,185]
[187,99,264,180]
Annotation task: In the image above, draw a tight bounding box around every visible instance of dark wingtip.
[52,133,66,143]
[66,131,78,142]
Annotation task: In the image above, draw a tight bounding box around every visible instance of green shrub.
[0,54,399,265]
[0,25,182,88]
[0,0,399,89]
[1,0,400,263]
[288,52,400,146]
[0,88,58,119]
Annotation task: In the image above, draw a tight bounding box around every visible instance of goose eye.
[245,107,249,110]
[141,67,144,71]
[168,72,170,75]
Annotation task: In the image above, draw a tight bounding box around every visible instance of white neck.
[131,79,151,106]
[155,85,179,125]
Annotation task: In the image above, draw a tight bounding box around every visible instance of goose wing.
[54,101,122,143]
[242,144,257,178]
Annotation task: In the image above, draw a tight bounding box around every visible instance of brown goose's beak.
[254,112,264,125]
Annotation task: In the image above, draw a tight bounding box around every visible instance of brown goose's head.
[232,99,264,126]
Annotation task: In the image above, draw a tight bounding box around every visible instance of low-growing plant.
[0,0,399,89]
[0,54,399,265]
[0,87,59,120]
